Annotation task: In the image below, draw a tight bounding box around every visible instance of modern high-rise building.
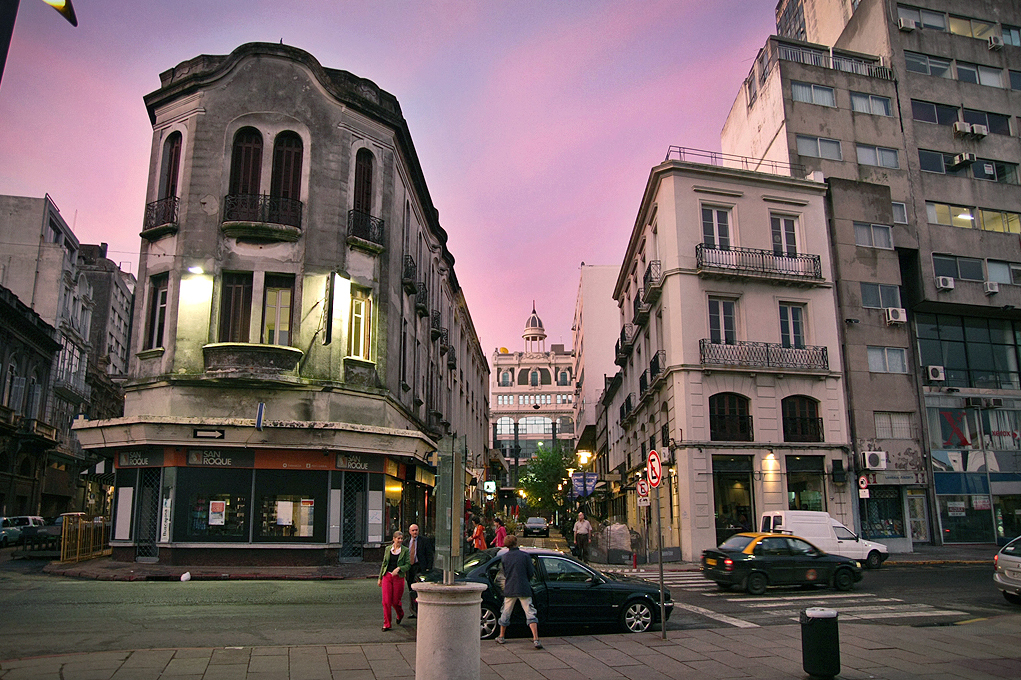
[723,0,1021,546]
[74,43,489,565]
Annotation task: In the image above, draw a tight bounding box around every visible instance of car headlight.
[855,561,861,568]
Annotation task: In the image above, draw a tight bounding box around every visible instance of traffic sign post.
[648,450,666,639]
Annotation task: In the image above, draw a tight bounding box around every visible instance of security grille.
[134,467,162,561]
[341,472,366,559]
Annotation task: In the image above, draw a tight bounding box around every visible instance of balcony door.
[701,206,731,250]
[709,298,736,345]
[771,214,798,257]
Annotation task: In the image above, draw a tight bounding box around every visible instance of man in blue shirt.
[496,533,542,649]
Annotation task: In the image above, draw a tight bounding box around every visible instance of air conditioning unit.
[885,307,908,324]
[984,280,1000,295]
[927,365,946,382]
[953,121,973,136]
[989,35,1004,50]
[952,152,977,167]
[935,276,956,290]
[986,397,1005,409]
[898,18,918,31]
[965,396,984,408]
[862,451,888,470]
[972,124,989,138]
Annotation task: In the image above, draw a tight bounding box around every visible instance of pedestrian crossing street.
[601,569,969,628]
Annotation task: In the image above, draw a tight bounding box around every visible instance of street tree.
[518,442,574,514]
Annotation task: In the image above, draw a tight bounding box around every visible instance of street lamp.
[1,0,78,89]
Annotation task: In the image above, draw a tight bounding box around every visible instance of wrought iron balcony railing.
[223,194,303,228]
[415,282,429,317]
[710,414,754,442]
[402,255,418,294]
[783,416,825,443]
[695,244,822,282]
[348,209,385,247]
[439,327,450,355]
[447,347,457,369]
[699,339,829,371]
[614,324,636,366]
[619,392,636,425]
[633,291,650,325]
[650,350,666,382]
[643,261,662,303]
[639,369,651,398]
[431,310,443,340]
[143,196,179,232]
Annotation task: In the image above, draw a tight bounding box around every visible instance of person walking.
[377,530,410,631]
[405,523,434,618]
[495,533,542,649]
[491,517,507,548]
[471,517,487,552]
[573,512,592,562]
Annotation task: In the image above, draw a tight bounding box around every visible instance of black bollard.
[800,607,839,679]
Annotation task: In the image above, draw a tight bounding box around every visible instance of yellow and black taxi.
[701,532,863,595]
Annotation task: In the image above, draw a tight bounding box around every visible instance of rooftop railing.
[775,43,894,80]
[665,146,806,178]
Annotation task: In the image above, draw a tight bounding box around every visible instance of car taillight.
[724,558,734,572]
[994,554,999,571]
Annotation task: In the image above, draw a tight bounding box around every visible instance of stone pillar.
[413,582,487,680]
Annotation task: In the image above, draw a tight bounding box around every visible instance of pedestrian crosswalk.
[601,570,969,627]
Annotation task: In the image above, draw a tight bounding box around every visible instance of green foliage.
[518,442,574,513]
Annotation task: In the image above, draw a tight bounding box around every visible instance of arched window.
[500,371,511,387]
[530,370,539,387]
[496,417,515,436]
[558,370,570,386]
[159,132,182,200]
[354,148,374,214]
[709,392,752,441]
[782,396,822,442]
[229,127,263,196]
[270,132,303,200]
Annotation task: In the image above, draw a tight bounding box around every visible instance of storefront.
[111,446,434,565]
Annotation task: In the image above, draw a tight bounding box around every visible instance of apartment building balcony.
[20,418,59,443]
[438,327,450,355]
[402,255,418,294]
[221,194,303,241]
[54,373,91,403]
[447,348,457,370]
[643,261,662,303]
[649,350,666,387]
[639,369,652,401]
[783,416,825,443]
[614,324,636,366]
[618,392,636,427]
[699,339,829,372]
[773,41,893,80]
[0,405,17,431]
[709,414,754,442]
[695,244,823,284]
[202,343,303,379]
[141,196,179,240]
[415,282,429,317]
[633,291,650,326]
[347,209,385,252]
[431,311,444,341]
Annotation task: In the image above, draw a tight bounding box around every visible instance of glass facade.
[712,455,754,544]
[786,455,826,511]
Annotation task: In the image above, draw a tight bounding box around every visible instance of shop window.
[786,455,825,511]
[709,393,752,441]
[861,487,905,540]
[219,273,253,343]
[262,275,293,346]
[712,455,754,545]
[144,273,169,350]
[186,493,248,539]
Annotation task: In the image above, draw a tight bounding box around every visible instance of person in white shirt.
[573,512,592,562]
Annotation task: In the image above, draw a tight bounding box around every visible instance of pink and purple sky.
[1,0,776,355]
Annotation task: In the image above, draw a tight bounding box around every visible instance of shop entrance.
[712,455,754,545]
[134,467,162,562]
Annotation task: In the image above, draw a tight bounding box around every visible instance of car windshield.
[527,518,546,525]
[718,534,755,551]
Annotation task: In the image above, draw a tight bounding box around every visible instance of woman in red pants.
[377,530,410,631]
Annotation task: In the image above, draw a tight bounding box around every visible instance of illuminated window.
[347,288,372,361]
[262,275,293,345]
[144,273,169,349]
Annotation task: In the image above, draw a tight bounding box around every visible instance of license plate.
[706,558,717,566]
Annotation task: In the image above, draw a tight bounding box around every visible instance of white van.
[760,510,888,568]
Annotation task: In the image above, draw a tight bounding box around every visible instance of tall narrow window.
[708,297,736,344]
[270,132,302,200]
[779,303,805,349]
[144,273,169,350]
[219,273,253,343]
[262,275,294,345]
[771,215,797,256]
[347,288,372,361]
[702,207,731,250]
[159,132,182,200]
[229,128,263,196]
[354,148,374,214]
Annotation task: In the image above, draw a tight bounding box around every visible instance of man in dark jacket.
[496,534,542,649]
[405,523,434,617]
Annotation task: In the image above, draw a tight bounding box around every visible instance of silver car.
[1,517,23,547]
[994,536,1021,605]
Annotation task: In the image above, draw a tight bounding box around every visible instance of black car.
[420,547,672,638]
[521,516,550,537]
[701,532,863,595]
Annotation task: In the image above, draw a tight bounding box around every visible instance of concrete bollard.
[412,582,487,680]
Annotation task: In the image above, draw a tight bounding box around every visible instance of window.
[530,370,539,387]
[270,132,303,201]
[904,52,951,78]
[850,91,891,116]
[933,255,984,281]
[219,272,253,343]
[262,275,293,345]
[857,144,899,168]
[701,206,731,250]
[353,148,374,214]
[987,261,1014,285]
[159,132,182,200]
[796,135,841,160]
[229,128,263,195]
[948,16,996,40]
[783,396,822,442]
[918,150,968,175]
[911,100,959,125]
[957,62,1003,87]
[779,303,805,349]
[916,313,1021,389]
[962,109,1011,135]
[1004,26,1021,47]
[973,159,1019,185]
[868,346,908,373]
[875,412,913,439]
[979,209,1021,234]
[1011,71,1021,91]
[709,393,752,442]
[926,202,975,229]
[144,273,169,350]
[499,371,511,387]
[891,202,908,224]
[708,298,736,345]
[854,222,893,249]
[860,282,901,309]
[558,370,570,386]
[347,288,372,360]
[897,6,946,31]
[791,81,835,107]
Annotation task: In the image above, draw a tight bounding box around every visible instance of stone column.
[412,582,487,680]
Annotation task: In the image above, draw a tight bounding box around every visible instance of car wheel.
[865,550,883,569]
[745,572,768,595]
[1003,591,1021,606]
[620,600,654,633]
[480,604,499,639]
[833,568,855,591]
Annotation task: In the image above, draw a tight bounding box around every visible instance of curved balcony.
[347,209,385,253]
[643,261,662,303]
[221,194,303,242]
[402,255,418,295]
[141,196,179,240]
[695,244,823,284]
[202,343,303,379]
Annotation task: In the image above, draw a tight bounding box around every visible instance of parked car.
[701,532,863,595]
[760,510,888,568]
[522,516,550,537]
[419,547,673,638]
[994,536,1021,605]
[1,517,22,547]
[9,516,46,541]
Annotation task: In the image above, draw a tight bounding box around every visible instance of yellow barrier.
[59,515,112,563]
